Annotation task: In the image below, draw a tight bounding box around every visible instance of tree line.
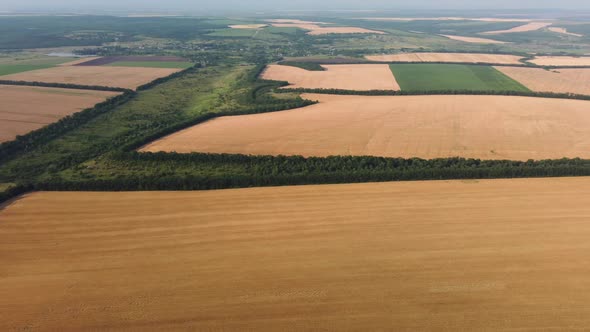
[2,155,590,205]
[277,88,590,100]
[0,80,130,92]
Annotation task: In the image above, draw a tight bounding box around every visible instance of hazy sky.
[3,0,589,12]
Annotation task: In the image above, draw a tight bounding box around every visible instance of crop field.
[268,20,384,35]
[495,67,590,95]
[0,66,183,89]
[0,85,119,143]
[262,64,400,91]
[389,64,530,91]
[529,56,590,66]
[106,61,193,69]
[140,94,590,161]
[482,22,552,34]
[3,177,590,330]
[440,34,507,44]
[0,64,55,76]
[365,52,524,64]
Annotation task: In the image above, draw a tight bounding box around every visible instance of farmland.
[0,85,119,143]
[3,177,590,330]
[140,94,590,161]
[0,66,183,89]
[0,64,55,76]
[482,22,553,34]
[439,34,507,44]
[268,19,385,35]
[262,64,400,91]
[529,56,590,66]
[389,64,529,91]
[495,67,590,95]
[365,52,524,65]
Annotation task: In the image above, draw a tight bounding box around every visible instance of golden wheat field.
[0,85,119,143]
[529,56,590,66]
[495,66,590,95]
[3,177,590,331]
[365,52,524,64]
[141,94,590,161]
[261,64,400,90]
[0,66,182,89]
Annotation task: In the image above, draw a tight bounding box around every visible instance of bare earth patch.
[440,34,507,44]
[261,64,400,91]
[548,27,583,37]
[229,24,267,29]
[529,56,590,66]
[482,22,552,34]
[0,85,119,143]
[495,66,590,95]
[365,52,524,65]
[3,177,590,330]
[141,94,590,161]
[0,66,182,89]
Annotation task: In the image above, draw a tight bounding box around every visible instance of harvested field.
[365,52,524,65]
[482,22,552,34]
[261,64,400,91]
[440,34,507,44]
[529,56,590,67]
[0,85,119,143]
[0,66,182,89]
[141,94,590,161]
[269,21,384,35]
[229,24,267,29]
[495,66,590,95]
[75,56,189,66]
[3,177,590,330]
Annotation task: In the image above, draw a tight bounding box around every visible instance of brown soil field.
[261,64,400,91]
[267,19,324,24]
[440,34,507,44]
[548,27,583,37]
[3,177,590,331]
[0,85,118,143]
[529,56,590,66]
[495,66,590,95]
[482,22,552,34]
[141,94,590,161]
[365,52,524,64]
[228,24,267,29]
[0,66,181,89]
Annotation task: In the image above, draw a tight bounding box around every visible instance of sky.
[2,0,589,13]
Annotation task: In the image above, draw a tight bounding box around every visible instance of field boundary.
[276,88,590,100]
[0,80,131,92]
[3,155,590,205]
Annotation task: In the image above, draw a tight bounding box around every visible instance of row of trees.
[0,80,130,92]
[2,155,589,205]
[277,88,590,100]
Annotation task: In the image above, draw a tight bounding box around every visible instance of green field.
[0,64,54,76]
[390,64,530,92]
[107,61,193,69]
